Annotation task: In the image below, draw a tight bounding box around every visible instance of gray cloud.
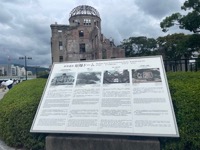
[1,0,30,4]
[0,0,51,67]
[0,5,13,25]
[134,0,182,19]
[0,0,187,67]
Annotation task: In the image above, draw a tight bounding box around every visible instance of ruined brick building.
[50,5,125,63]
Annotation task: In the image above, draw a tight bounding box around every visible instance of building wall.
[50,7,125,63]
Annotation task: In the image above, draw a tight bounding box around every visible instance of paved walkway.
[0,89,15,150]
[0,140,15,150]
[0,88,8,100]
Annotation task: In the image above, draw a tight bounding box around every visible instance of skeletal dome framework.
[69,5,100,18]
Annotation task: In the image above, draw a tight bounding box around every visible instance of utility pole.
[19,56,32,80]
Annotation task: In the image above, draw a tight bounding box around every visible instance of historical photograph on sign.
[103,69,130,84]
[132,68,161,83]
[51,72,75,85]
[76,72,101,85]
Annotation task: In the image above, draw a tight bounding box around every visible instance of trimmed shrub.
[0,72,199,150]
[160,72,200,150]
[0,78,47,150]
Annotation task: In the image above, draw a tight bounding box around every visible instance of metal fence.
[163,58,200,72]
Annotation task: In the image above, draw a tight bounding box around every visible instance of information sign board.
[31,56,179,137]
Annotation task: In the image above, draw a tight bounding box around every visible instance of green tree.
[157,33,190,59]
[37,71,49,78]
[160,0,200,33]
[187,34,200,52]
[120,36,157,57]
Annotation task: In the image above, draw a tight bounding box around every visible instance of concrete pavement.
[0,140,15,150]
[0,88,8,100]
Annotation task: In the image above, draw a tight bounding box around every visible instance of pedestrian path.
[0,89,8,100]
[0,140,15,150]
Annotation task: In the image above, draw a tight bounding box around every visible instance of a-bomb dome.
[69,5,100,18]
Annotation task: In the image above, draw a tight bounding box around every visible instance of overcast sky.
[0,0,187,67]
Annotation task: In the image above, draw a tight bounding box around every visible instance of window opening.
[102,49,107,59]
[75,19,80,25]
[59,41,63,50]
[80,43,86,53]
[79,30,84,37]
[80,59,86,61]
[59,56,63,62]
[84,19,91,25]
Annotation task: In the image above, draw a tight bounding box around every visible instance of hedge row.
[0,78,47,150]
[0,72,199,150]
[160,72,200,150]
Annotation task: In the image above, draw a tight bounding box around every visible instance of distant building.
[0,64,14,76]
[50,5,125,63]
[0,64,31,77]
[19,67,26,76]
[11,65,17,76]
[0,66,5,76]
[27,71,32,76]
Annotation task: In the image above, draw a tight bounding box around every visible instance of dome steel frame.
[69,5,100,18]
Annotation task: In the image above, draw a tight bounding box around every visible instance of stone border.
[46,134,160,150]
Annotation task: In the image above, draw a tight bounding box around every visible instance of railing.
[0,75,36,81]
[163,58,200,72]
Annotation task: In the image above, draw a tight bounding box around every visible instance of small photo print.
[103,69,130,84]
[132,68,162,83]
[76,72,101,85]
[51,73,75,85]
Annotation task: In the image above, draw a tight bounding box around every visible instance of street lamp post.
[19,56,32,80]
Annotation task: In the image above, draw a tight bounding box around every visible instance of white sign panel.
[31,56,179,137]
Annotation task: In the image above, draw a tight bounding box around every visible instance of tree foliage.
[187,34,200,52]
[120,36,157,57]
[157,33,190,59]
[160,0,200,33]
[120,34,200,59]
[37,71,49,78]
